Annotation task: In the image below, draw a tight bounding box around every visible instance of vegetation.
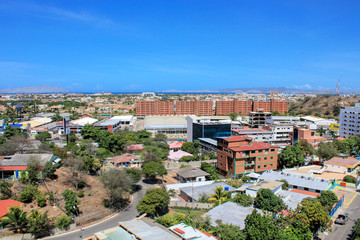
[233,193,254,207]
[0,181,13,199]
[27,210,53,235]
[62,189,80,216]
[100,169,133,209]
[209,186,231,206]
[35,131,51,142]
[142,161,167,180]
[254,189,285,212]
[20,184,39,203]
[295,140,315,156]
[317,190,338,213]
[344,175,357,183]
[136,188,170,218]
[1,206,28,232]
[200,162,219,180]
[278,146,305,168]
[181,142,199,154]
[56,215,71,229]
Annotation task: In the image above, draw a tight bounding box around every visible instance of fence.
[164,160,217,170]
[329,194,344,217]
[169,201,212,209]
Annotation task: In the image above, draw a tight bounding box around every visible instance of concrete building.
[187,116,231,142]
[94,118,122,132]
[249,111,272,128]
[179,182,235,202]
[112,153,143,168]
[259,170,332,193]
[217,136,278,178]
[215,99,253,115]
[169,223,217,240]
[144,116,187,140]
[324,157,360,174]
[176,166,209,183]
[340,103,360,138]
[198,138,218,154]
[245,179,284,197]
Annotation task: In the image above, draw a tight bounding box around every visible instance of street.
[325,194,360,240]
[42,179,155,240]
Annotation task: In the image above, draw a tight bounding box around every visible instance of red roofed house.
[324,157,360,174]
[125,144,143,154]
[217,136,278,178]
[169,142,185,152]
[0,199,23,218]
[112,153,143,168]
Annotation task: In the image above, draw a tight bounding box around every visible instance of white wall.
[324,164,347,174]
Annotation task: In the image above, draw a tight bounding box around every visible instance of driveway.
[325,193,360,240]
[42,179,155,240]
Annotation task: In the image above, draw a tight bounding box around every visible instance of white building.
[340,103,360,138]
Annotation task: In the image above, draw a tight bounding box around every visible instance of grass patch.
[170,207,208,217]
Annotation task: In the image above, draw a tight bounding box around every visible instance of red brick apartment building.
[136,99,288,116]
[136,101,174,116]
[215,99,253,115]
[217,136,278,178]
[175,100,213,115]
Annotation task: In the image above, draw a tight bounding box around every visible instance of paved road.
[325,194,360,240]
[42,179,155,240]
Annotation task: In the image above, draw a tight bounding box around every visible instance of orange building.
[217,136,278,178]
[293,126,327,145]
[136,101,174,116]
[215,99,252,115]
[175,100,213,115]
[270,99,288,114]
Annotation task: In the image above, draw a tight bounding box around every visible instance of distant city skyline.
[1,1,359,92]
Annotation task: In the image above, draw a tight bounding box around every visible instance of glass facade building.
[192,123,231,141]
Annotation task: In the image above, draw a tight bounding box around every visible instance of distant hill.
[289,95,360,119]
[0,85,68,94]
[216,87,360,95]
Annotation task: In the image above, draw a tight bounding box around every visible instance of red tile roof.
[169,142,185,149]
[290,189,320,197]
[325,157,360,168]
[113,153,139,164]
[222,135,253,142]
[230,142,277,152]
[0,166,27,171]
[0,199,22,218]
[126,144,143,151]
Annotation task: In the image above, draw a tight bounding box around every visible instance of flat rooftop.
[144,116,187,128]
[247,179,283,191]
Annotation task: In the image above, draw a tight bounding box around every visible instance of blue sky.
[0,0,359,92]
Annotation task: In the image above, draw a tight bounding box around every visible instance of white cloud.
[292,84,312,90]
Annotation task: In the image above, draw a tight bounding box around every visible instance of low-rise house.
[324,157,360,174]
[169,142,185,152]
[169,223,218,240]
[179,182,235,202]
[245,179,284,197]
[112,153,143,168]
[176,166,209,183]
[276,189,317,210]
[126,144,143,154]
[259,170,332,193]
[203,202,262,229]
[0,154,60,179]
[168,150,193,162]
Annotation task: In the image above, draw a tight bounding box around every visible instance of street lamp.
[73,206,83,239]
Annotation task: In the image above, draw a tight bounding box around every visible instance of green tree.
[179,155,195,162]
[36,193,47,207]
[201,162,219,180]
[35,131,51,142]
[125,168,142,183]
[1,206,28,232]
[27,210,53,235]
[317,142,338,160]
[316,127,326,136]
[317,190,338,213]
[254,189,285,213]
[297,198,332,233]
[208,186,231,206]
[43,161,57,179]
[241,175,250,183]
[56,215,71,229]
[51,113,63,122]
[280,179,289,190]
[233,193,254,207]
[3,126,23,139]
[136,188,170,217]
[214,223,246,240]
[229,112,239,121]
[20,184,39,203]
[142,161,167,180]
[278,146,305,168]
[295,140,315,156]
[26,160,42,184]
[141,145,166,163]
[0,181,13,199]
[62,189,80,216]
[244,210,281,240]
[100,169,133,209]
[181,142,198,154]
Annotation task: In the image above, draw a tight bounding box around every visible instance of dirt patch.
[11,167,114,224]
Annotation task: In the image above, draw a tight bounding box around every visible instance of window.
[316,190,320,193]
[264,165,267,168]
[257,165,260,169]
[271,157,273,159]
[258,158,261,161]
[270,164,273,167]
[251,150,256,154]
[259,150,263,153]
[271,149,275,152]
[293,185,297,189]
[304,187,309,191]
[264,157,267,160]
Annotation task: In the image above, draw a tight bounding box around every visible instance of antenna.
[336,78,340,96]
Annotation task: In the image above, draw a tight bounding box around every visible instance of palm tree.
[1,206,28,232]
[316,127,326,136]
[208,186,230,206]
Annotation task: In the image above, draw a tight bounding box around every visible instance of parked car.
[335,214,349,225]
